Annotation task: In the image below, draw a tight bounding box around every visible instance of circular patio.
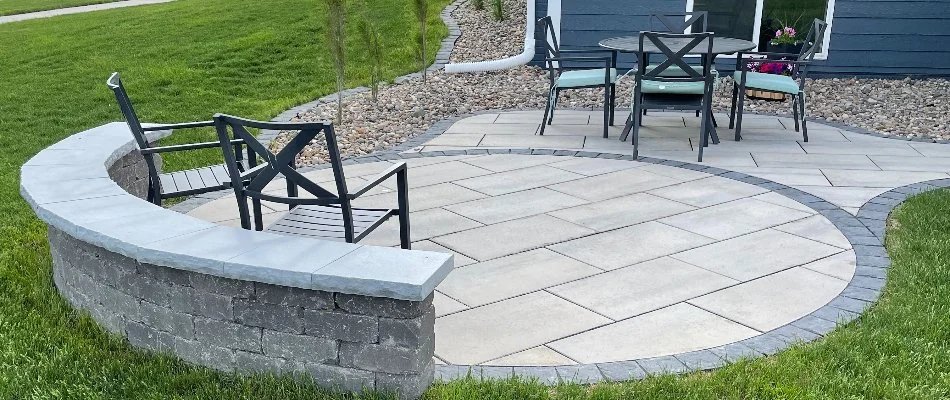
[185,152,857,372]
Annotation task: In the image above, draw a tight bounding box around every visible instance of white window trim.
[685,0,834,60]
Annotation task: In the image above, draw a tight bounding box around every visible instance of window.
[686,0,834,59]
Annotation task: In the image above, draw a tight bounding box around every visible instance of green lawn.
[3,0,950,398]
[0,0,122,16]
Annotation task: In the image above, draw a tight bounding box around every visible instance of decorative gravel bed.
[274,0,950,165]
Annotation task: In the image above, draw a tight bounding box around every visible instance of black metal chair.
[644,12,713,120]
[621,32,717,162]
[106,72,248,206]
[537,15,617,138]
[650,11,708,34]
[729,18,828,142]
[212,114,411,249]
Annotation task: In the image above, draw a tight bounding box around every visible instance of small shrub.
[357,13,383,101]
[411,0,428,83]
[472,0,484,10]
[491,0,504,21]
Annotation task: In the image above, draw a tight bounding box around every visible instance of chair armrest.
[348,162,407,200]
[141,120,215,131]
[139,139,244,154]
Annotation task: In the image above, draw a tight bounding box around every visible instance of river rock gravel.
[275,0,950,165]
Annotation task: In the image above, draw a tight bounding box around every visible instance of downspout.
[445,0,559,73]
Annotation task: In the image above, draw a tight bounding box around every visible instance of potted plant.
[744,60,794,101]
[767,25,804,56]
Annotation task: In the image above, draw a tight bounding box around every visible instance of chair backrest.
[637,32,715,84]
[213,114,353,230]
[106,72,163,197]
[798,18,828,62]
[537,15,560,61]
[650,11,708,33]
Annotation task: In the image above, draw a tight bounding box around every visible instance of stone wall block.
[195,317,262,353]
[173,336,235,372]
[190,273,254,298]
[126,321,175,353]
[378,306,434,348]
[335,293,433,319]
[135,300,195,339]
[305,362,376,394]
[142,263,193,287]
[168,286,233,321]
[120,274,172,306]
[339,338,434,375]
[234,350,303,374]
[233,299,304,334]
[262,330,338,364]
[376,361,435,400]
[256,283,333,309]
[303,309,378,343]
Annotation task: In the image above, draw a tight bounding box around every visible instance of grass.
[0,0,122,16]
[3,0,950,398]
[0,0,448,397]
[763,0,828,38]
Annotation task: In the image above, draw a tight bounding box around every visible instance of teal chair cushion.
[639,79,707,95]
[734,71,801,94]
[556,68,617,88]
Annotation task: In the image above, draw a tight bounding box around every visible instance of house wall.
[536,0,950,77]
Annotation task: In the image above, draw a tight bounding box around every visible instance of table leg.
[620,113,634,142]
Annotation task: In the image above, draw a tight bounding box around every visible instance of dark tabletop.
[599,36,757,55]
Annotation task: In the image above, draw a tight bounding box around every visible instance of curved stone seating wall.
[21,123,452,399]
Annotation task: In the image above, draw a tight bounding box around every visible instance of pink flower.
[776,29,782,37]
[785,27,796,36]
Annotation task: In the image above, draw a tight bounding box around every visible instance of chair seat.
[556,68,618,88]
[159,164,231,196]
[640,79,707,95]
[266,204,394,241]
[734,71,800,94]
[159,159,251,197]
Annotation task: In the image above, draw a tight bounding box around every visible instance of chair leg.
[396,169,411,250]
[698,110,708,163]
[792,94,801,132]
[609,84,617,126]
[734,84,746,141]
[800,94,809,142]
[632,103,642,158]
[540,87,554,136]
[548,90,558,125]
[252,198,264,231]
[695,110,700,117]
[728,81,739,129]
[620,114,634,142]
[603,85,610,139]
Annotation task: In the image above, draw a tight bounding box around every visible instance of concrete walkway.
[416,110,950,215]
[0,0,173,24]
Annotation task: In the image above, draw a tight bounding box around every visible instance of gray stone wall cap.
[21,122,451,301]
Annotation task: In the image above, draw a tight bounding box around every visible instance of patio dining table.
[598,36,757,144]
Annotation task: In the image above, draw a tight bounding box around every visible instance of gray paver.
[671,229,843,280]
[689,267,849,331]
[659,197,814,240]
[548,303,759,363]
[454,165,585,196]
[437,248,600,307]
[550,222,715,270]
[434,291,610,365]
[445,187,588,225]
[432,214,595,261]
[548,257,736,320]
[548,193,695,231]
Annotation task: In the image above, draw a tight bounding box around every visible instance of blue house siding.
[536,0,950,76]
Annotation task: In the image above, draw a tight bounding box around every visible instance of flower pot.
[746,89,786,102]
[767,42,804,58]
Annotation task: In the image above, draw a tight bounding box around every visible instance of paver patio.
[183,109,946,369]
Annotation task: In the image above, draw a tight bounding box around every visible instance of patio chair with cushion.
[645,11,714,120]
[106,72,249,206]
[213,114,411,249]
[621,32,717,162]
[537,15,617,138]
[729,18,828,142]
